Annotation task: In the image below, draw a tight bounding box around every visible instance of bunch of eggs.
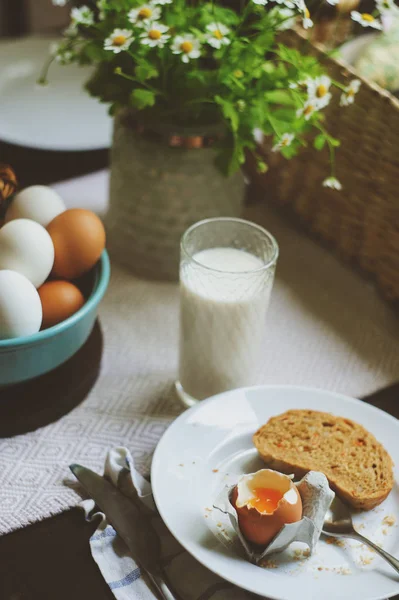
[0,185,106,341]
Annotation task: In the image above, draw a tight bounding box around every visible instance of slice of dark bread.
[253,409,394,510]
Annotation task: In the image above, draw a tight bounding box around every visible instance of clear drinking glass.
[176,217,279,407]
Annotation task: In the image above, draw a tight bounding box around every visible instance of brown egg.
[38,280,85,329]
[47,208,106,280]
[231,469,302,546]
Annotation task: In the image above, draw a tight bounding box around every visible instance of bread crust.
[253,409,394,510]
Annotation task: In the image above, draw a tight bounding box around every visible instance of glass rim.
[181,217,279,275]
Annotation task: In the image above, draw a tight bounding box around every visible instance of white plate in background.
[152,385,399,600]
[0,36,112,151]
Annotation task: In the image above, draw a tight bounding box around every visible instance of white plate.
[0,37,112,150]
[152,386,399,600]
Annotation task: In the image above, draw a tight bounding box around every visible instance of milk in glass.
[179,247,273,400]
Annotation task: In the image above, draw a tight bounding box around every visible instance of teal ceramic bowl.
[0,250,110,387]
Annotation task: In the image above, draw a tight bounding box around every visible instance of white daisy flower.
[274,0,296,8]
[340,79,361,106]
[297,100,317,120]
[171,34,201,63]
[71,5,94,26]
[351,11,383,29]
[128,5,161,27]
[376,0,398,11]
[152,0,172,4]
[274,7,296,30]
[104,29,134,53]
[253,0,268,5]
[272,133,295,152]
[53,0,68,5]
[307,75,332,108]
[302,7,313,28]
[323,177,342,190]
[140,22,170,47]
[206,23,231,49]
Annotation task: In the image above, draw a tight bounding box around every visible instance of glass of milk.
[176,217,279,406]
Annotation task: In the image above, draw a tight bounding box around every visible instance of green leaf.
[130,89,156,110]
[135,63,158,82]
[215,95,239,133]
[264,90,295,107]
[314,134,326,150]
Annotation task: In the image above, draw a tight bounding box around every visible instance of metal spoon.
[323,496,399,574]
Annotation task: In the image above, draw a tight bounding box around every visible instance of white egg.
[0,270,42,339]
[6,185,66,227]
[0,219,54,288]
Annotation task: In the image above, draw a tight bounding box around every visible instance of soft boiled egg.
[231,469,302,546]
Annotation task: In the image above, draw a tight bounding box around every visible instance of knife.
[70,464,177,600]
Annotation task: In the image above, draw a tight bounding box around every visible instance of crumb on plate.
[326,537,345,547]
[382,515,396,527]
[360,555,374,565]
[212,469,219,473]
[293,548,311,560]
[337,567,351,575]
[205,507,212,512]
[179,463,184,467]
[261,559,278,569]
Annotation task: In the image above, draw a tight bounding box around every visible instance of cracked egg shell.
[231,469,302,546]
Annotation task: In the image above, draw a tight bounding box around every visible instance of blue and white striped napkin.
[80,448,260,600]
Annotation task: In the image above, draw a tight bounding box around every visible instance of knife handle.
[147,570,177,600]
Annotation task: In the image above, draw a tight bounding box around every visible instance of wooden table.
[0,141,398,600]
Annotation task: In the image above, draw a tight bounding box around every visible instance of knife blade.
[70,464,177,600]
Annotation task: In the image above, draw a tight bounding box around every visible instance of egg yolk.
[247,487,283,513]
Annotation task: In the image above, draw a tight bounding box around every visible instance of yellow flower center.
[149,29,161,40]
[234,69,244,78]
[305,7,310,18]
[316,84,327,98]
[303,104,314,116]
[139,7,152,18]
[113,35,127,46]
[281,137,290,146]
[348,89,355,96]
[213,29,223,39]
[181,41,193,53]
[361,13,374,21]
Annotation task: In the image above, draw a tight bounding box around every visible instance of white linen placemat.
[1,170,398,534]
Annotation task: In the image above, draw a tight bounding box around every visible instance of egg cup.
[213,471,334,564]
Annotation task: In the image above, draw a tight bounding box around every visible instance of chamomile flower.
[171,34,201,63]
[340,79,361,106]
[206,23,231,49]
[275,8,296,30]
[376,0,397,11]
[297,100,317,120]
[272,133,295,152]
[104,29,134,53]
[140,22,170,47]
[252,0,268,5]
[302,7,313,28]
[351,11,383,29]
[128,5,161,27]
[53,0,68,5]
[323,177,342,190]
[152,0,172,4]
[307,75,332,108]
[71,5,94,26]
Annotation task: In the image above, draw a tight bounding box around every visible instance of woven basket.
[250,30,399,303]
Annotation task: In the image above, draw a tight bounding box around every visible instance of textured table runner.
[1,170,398,535]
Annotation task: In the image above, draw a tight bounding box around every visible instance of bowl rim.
[0,250,110,349]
